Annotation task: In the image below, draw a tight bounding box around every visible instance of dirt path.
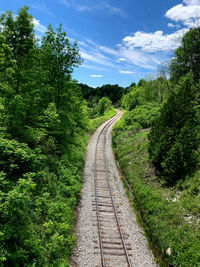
[70,112,158,267]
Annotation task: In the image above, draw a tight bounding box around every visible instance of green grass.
[112,124,200,267]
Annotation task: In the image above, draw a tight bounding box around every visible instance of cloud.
[32,18,47,34]
[119,46,159,69]
[116,58,126,62]
[119,70,135,74]
[99,46,118,56]
[59,0,126,16]
[101,2,126,17]
[76,4,92,12]
[31,4,52,16]
[167,23,180,28]
[122,29,188,52]
[165,0,200,27]
[80,50,116,68]
[90,74,103,77]
[74,36,162,71]
[184,0,200,4]
[60,0,70,7]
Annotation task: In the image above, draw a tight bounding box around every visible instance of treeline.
[79,83,124,104]
[0,7,90,266]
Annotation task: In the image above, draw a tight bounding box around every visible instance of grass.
[112,124,200,267]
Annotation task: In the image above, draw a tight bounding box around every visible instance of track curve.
[70,110,158,267]
[93,110,133,267]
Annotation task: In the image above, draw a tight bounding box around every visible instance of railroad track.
[93,110,133,267]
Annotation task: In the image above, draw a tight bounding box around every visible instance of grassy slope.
[112,125,200,267]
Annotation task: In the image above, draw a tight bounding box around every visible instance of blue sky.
[1,0,200,87]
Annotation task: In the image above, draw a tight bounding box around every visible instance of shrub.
[123,104,160,129]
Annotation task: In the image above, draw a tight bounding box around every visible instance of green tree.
[170,27,200,83]
[148,72,198,184]
[97,97,112,116]
[40,24,81,110]
[0,6,36,139]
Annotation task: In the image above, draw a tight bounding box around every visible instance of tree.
[97,97,112,116]
[148,72,198,184]
[0,6,35,93]
[0,6,36,138]
[40,24,81,110]
[170,27,200,83]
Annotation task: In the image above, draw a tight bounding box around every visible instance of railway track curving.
[70,109,157,267]
[93,110,133,267]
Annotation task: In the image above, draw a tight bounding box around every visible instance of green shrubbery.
[121,77,171,111]
[123,104,160,129]
[148,73,198,184]
[0,7,88,266]
[112,126,200,267]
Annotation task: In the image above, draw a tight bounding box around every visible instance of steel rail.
[94,110,132,267]
[103,120,132,267]
[94,111,122,267]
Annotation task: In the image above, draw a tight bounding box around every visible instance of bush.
[123,104,160,129]
[148,73,198,184]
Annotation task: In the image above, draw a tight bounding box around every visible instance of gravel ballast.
[70,114,158,267]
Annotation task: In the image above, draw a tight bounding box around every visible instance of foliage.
[122,104,160,129]
[112,125,200,267]
[79,83,125,104]
[121,77,171,111]
[97,96,112,116]
[148,73,198,184]
[88,108,117,134]
[0,6,88,266]
[170,27,200,83]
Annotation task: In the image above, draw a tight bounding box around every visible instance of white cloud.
[184,0,200,5]
[59,0,126,16]
[31,4,52,16]
[80,64,108,71]
[76,4,92,12]
[116,57,126,62]
[119,46,159,69]
[80,50,116,68]
[32,18,47,34]
[101,2,126,17]
[77,36,162,71]
[90,74,103,77]
[165,0,200,27]
[60,0,70,7]
[123,29,188,52]
[99,46,118,56]
[119,70,135,74]
[167,23,180,28]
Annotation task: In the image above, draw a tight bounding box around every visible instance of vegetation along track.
[70,110,157,267]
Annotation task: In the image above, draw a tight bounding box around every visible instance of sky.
[1,0,200,87]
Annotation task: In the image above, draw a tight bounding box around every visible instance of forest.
[0,6,200,267]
